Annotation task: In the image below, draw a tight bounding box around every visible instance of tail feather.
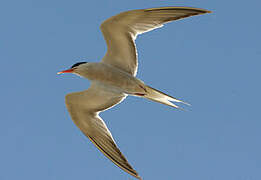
[144,85,190,109]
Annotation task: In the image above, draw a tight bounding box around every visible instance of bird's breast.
[86,63,145,94]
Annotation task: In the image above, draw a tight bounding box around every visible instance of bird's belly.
[88,64,145,94]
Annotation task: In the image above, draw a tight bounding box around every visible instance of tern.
[58,7,211,179]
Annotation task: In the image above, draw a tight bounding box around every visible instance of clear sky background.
[1,0,260,180]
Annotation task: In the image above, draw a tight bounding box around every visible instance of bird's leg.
[133,84,147,96]
[134,93,145,96]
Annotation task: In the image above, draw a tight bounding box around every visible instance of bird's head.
[57,62,88,76]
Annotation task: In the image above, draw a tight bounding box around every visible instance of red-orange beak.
[57,68,74,74]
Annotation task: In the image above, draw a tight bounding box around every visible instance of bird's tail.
[143,85,190,109]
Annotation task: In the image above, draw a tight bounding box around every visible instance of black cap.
[71,62,87,68]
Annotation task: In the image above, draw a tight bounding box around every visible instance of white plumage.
[58,6,211,179]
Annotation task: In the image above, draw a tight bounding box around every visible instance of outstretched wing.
[65,83,141,179]
[101,7,211,76]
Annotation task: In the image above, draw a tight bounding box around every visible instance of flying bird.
[58,7,211,180]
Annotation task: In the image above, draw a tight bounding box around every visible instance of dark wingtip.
[144,6,212,14]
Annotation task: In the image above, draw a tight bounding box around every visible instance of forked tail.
[143,85,190,109]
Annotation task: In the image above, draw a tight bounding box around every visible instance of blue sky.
[1,0,261,179]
